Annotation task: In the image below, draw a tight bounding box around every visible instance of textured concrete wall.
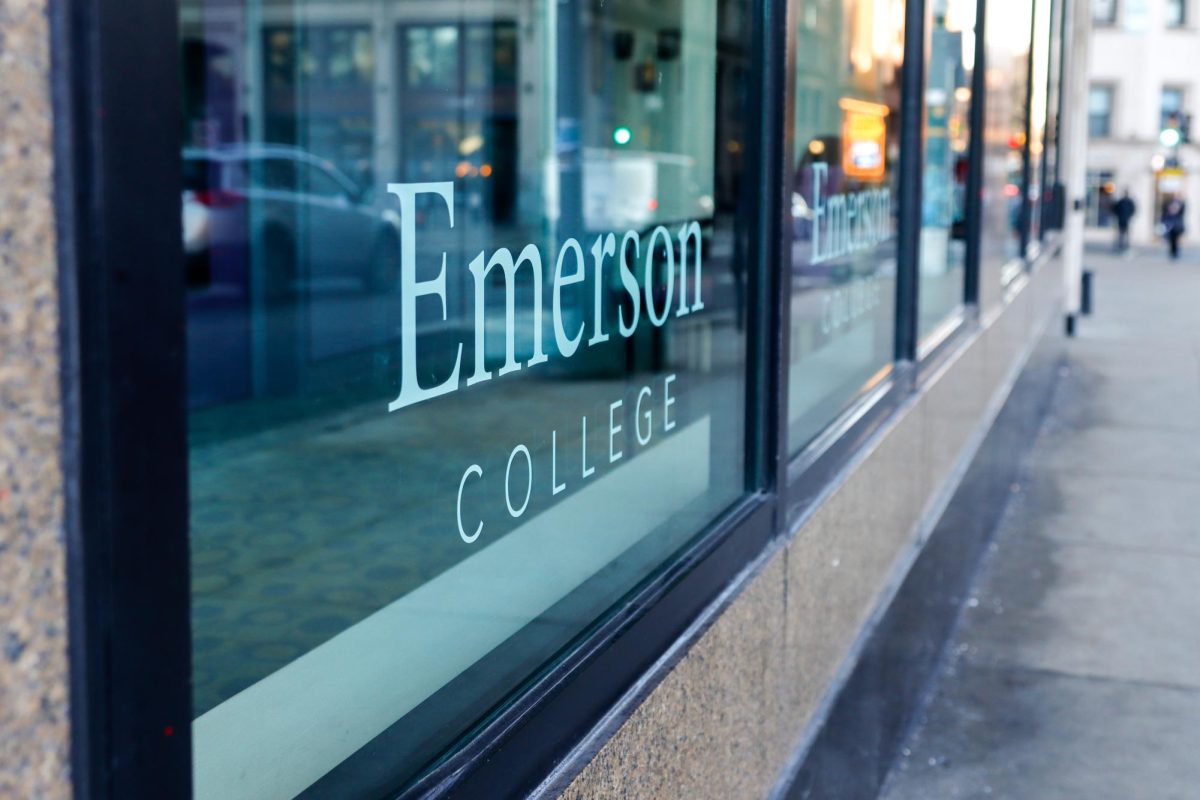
[0,0,72,796]
[561,258,1064,800]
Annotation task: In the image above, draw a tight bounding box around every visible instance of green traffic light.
[613,126,633,146]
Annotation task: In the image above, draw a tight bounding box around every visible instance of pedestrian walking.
[1112,190,1136,253]
[1161,197,1186,260]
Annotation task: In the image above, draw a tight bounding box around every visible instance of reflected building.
[1086,0,1200,245]
[181,0,739,412]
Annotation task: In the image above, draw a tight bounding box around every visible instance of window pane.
[1166,0,1186,27]
[787,0,902,453]
[979,0,1033,298]
[1026,0,1053,245]
[405,25,459,89]
[1086,169,1116,227]
[1092,0,1117,24]
[918,0,976,341]
[181,0,753,797]
[1162,87,1184,130]
[1088,86,1113,137]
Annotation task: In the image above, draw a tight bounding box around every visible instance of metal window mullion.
[894,0,927,362]
[773,0,799,498]
[963,0,989,307]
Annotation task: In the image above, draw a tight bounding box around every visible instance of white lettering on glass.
[581,416,595,478]
[457,464,483,544]
[644,225,675,327]
[635,386,653,445]
[618,230,642,336]
[588,233,616,346]
[664,373,677,431]
[384,182,706,412]
[609,400,623,463]
[386,182,462,412]
[452,375,682,544]
[553,238,587,358]
[807,162,893,266]
[505,444,533,519]
[551,430,565,496]
[467,245,548,387]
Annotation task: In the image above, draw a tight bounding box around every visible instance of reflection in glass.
[1026,0,1052,249]
[182,0,752,796]
[918,0,975,341]
[979,0,1032,293]
[787,0,902,453]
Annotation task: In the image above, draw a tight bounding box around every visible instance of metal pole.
[1060,0,1092,322]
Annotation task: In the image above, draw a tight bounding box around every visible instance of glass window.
[259,157,299,191]
[1085,169,1116,227]
[405,25,459,89]
[465,24,518,90]
[181,0,754,796]
[1088,85,1114,138]
[1041,0,1064,235]
[1093,0,1118,24]
[1166,0,1187,27]
[918,0,976,341]
[979,0,1033,296]
[787,0,903,453]
[1026,0,1053,247]
[1162,86,1185,131]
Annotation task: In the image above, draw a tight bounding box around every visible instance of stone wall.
[557,259,1065,799]
[0,0,71,795]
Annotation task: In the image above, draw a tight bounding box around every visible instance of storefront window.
[1040,0,1063,237]
[918,0,975,341]
[181,0,753,795]
[1026,0,1052,249]
[979,0,1033,295]
[787,0,903,453]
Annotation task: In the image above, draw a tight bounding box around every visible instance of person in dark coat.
[1112,190,1136,253]
[1162,198,1187,260]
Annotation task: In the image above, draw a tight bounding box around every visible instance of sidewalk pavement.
[880,246,1200,799]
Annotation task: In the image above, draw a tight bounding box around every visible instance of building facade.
[0,0,1085,797]
[1086,0,1200,244]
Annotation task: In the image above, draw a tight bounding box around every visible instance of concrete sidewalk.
[880,247,1200,799]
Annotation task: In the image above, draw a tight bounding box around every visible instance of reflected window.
[1086,169,1116,227]
[1166,0,1187,27]
[979,0,1032,292]
[405,26,459,88]
[1161,86,1185,131]
[1089,85,1114,138]
[786,0,903,453]
[918,0,975,342]
[1093,0,1117,25]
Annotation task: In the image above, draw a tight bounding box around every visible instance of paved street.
[881,243,1200,799]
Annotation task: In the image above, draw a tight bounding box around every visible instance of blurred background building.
[1085,0,1199,243]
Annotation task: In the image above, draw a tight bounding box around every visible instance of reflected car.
[182,144,401,296]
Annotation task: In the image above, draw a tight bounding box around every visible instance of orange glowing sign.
[839,97,890,181]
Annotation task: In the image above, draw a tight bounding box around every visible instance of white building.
[1086,0,1200,244]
